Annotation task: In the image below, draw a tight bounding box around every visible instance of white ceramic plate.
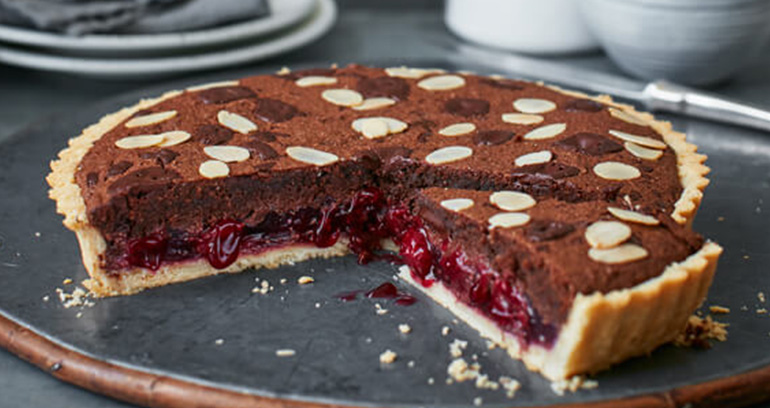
[0,0,316,55]
[0,0,336,79]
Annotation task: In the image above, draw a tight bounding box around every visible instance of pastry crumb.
[315,302,321,309]
[298,276,314,284]
[276,66,291,75]
[759,292,766,303]
[214,338,224,346]
[447,358,479,382]
[398,324,411,334]
[276,349,296,357]
[757,308,767,315]
[55,287,94,309]
[75,312,83,319]
[486,340,496,350]
[375,303,388,315]
[674,315,728,348]
[280,278,287,284]
[379,349,397,364]
[475,373,499,390]
[550,375,598,396]
[499,376,521,398]
[252,279,273,295]
[62,278,73,285]
[34,232,41,237]
[407,360,415,368]
[42,295,49,302]
[709,305,730,314]
[427,377,434,385]
[473,397,483,406]
[449,339,468,358]
[441,326,451,336]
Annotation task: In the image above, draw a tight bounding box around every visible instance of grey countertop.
[2,1,770,407]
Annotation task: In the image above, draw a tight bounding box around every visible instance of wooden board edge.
[1,314,769,408]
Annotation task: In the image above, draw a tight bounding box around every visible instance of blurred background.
[1,0,770,139]
[1,0,770,407]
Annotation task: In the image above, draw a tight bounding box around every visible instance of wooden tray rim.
[2,312,770,408]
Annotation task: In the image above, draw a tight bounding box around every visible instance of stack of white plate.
[0,0,336,78]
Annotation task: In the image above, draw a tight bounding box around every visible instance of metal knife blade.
[441,41,770,133]
[449,42,647,101]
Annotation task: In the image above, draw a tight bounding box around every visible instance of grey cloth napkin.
[0,0,270,36]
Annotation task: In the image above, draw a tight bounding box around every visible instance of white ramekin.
[444,0,599,55]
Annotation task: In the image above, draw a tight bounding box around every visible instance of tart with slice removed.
[47,65,722,380]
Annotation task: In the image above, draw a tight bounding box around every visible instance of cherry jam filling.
[115,187,556,347]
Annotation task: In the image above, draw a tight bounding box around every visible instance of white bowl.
[579,0,770,85]
[445,0,599,55]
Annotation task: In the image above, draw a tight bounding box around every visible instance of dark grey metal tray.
[1,63,769,407]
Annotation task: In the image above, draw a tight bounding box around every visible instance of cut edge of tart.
[47,68,722,380]
[400,241,721,380]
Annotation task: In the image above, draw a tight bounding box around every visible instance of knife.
[445,42,770,133]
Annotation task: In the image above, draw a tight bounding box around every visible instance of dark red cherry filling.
[126,233,166,271]
[115,187,556,348]
[198,220,244,269]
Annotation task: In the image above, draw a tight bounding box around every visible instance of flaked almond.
[322,89,363,107]
[609,130,667,150]
[607,207,660,226]
[381,117,408,133]
[593,161,641,180]
[217,110,257,134]
[361,118,390,139]
[513,98,556,114]
[157,130,191,147]
[609,107,649,127]
[584,221,632,249]
[385,66,445,79]
[440,198,474,212]
[625,142,663,160]
[489,191,536,212]
[523,123,566,140]
[514,150,552,167]
[125,110,177,128]
[353,97,396,111]
[115,134,164,149]
[352,117,408,137]
[203,145,250,162]
[295,76,338,87]
[439,123,476,137]
[501,113,544,125]
[286,146,339,166]
[588,244,648,264]
[488,212,530,229]
[186,80,239,92]
[425,146,472,165]
[417,75,465,91]
[199,160,230,179]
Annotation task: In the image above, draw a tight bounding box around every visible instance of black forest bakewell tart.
[47,65,723,380]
